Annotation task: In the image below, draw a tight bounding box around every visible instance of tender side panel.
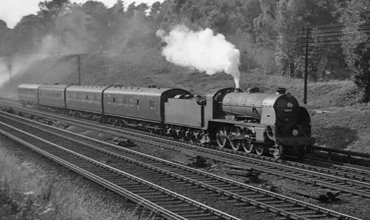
[165,98,202,128]
[38,85,68,108]
[66,86,106,114]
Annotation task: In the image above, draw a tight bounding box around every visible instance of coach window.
[150,98,155,109]
[123,96,127,106]
[113,96,116,103]
[136,98,139,107]
[86,95,89,100]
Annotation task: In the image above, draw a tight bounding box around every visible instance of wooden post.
[76,55,81,85]
[304,26,309,104]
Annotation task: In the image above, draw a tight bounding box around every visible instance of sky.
[0,0,163,29]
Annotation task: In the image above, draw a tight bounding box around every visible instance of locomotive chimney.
[276,87,286,94]
[234,88,243,93]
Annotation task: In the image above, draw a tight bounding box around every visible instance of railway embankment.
[0,137,145,220]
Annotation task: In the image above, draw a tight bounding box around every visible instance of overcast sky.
[0,0,163,29]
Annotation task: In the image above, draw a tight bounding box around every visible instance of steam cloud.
[157,25,241,88]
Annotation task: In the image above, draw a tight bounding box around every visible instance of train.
[18,83,315,159]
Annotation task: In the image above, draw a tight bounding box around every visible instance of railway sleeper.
[121,185,150,189]
[232,201,253,207]
[160,203,193,209]
[154,200,184,206]
[189,217,220,220]
[129,189,158,194]
[177,210,209,215]
[119,185,149,190]
[253,197,276,202]
[169,207,201,213]
[181,213,213,218]
[137,192,167,198]
[239,194,266,199]
[213,186,240,191]
[227,189,256,194]
[273,203,296,208]
[304,214,334,219]
[293,211,320,216]
[281,207,306,212]
[191,188,217,193]
[261,200,285,205]
[207,183,231,187]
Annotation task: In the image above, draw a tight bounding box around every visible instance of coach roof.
[18,84,43,89]
[104,86,188,96]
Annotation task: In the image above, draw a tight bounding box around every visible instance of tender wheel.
[272,144,284,159]
[229,127,242,151]
[216,125,228,148]
[241,141,254,153]
[255,144,265,156]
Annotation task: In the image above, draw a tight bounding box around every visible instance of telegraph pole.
[301,26,314,104]
[304,26,309,104]
[76,55,81,85]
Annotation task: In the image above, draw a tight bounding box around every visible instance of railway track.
[2,101,370,200]
[0,109,362,220]
[11,105,370,197]
[0,115,238,220]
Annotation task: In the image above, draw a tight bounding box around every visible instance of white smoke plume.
[157,25,241,88]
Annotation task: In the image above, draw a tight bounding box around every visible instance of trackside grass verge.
[0,136,151,220]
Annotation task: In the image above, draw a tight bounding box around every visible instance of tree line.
[1,0,370,101]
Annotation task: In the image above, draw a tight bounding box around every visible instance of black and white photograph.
[0,0,369,219]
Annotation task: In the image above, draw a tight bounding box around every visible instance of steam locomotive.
[18,83,314,159]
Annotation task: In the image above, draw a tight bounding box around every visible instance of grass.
[0,137,152,220]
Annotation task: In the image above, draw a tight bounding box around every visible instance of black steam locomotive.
[18,83,314,159]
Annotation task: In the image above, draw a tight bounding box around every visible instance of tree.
[274,0,307,77]
[0,19,13,56]
[38,0,71,30]
[11,15,47,54]
[336,0,370,102]
[81,1,110,52]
